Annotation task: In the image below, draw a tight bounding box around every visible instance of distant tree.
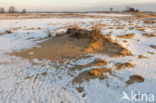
[109,7,113,12]
[22,9,26,13]
[9,6,16,13]
[0,7,5,13]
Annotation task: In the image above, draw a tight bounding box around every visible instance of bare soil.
[72,67,111,83]
[118,33,135,39]
[11,28,132,60]
[126,74,144,85]
[150,45,156,49]
[115,62,134,70]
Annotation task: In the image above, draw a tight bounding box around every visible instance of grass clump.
[90,22,103,40]
[46,28,52,38]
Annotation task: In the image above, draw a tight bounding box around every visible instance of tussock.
[90,23,103,40]
[46,28,52,38]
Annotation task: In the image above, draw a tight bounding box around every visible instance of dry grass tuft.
[67,22,104,40]
[71,23,80,29]
[90,23,103,40]
[67,28,91,39]
[46,28,52,38]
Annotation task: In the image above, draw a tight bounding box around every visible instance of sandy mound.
[138,55,148,59]
[69,58,107,71]
[118,33,135,39]
[126,74,144,85]
[144,20,156,24]
[11,26,132,60]
[142,33,156,37]
[150,45,156,49]
[72,67,111,83]
[115,62,134,70]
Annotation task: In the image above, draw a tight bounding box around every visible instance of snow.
[0,15,156,103]
[84,13,133,17]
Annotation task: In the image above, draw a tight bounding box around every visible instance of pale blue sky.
[0,0,156,11]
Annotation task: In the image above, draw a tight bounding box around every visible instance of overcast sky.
[0,0,156,12]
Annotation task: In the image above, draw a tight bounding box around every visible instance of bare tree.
[22,9,26,13]
[109,7,113,12]
[9,6,16,13]
[0,7,5,13]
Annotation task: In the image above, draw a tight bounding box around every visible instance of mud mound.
[115,62,134,70]
[138,55,148,59]
[93,58,107,66]
[67,28,92,39]
[85,36,132,57]
[76,87,84,93]
[150,45,156,49]
[144,20,155,24]
[142,33,156,37]
[11,27,132,60]
[72,67,111,83]
[89,68,111,77]
[69,58,107,71]
[118,33,135,39]
[126,74,144,85]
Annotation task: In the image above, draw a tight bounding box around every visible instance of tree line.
[0,6,139,13]
[0,6,26,13]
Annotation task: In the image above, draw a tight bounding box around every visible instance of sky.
[0,0,156,12]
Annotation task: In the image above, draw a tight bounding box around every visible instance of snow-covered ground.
[0,15,156,103]
[84,13,132,17]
